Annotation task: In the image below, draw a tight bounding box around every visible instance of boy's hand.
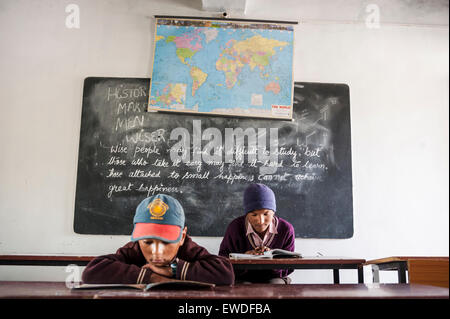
[143,262,173,278]
[245,246,270,255]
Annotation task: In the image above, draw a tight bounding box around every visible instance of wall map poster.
[148,18,295,119]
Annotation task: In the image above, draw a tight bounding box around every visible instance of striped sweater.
[82,235,234,285]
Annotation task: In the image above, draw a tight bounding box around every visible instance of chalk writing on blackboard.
[75,78,353,238]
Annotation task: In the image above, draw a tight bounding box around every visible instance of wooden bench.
[407,258,449,288]
[365,256,449,287]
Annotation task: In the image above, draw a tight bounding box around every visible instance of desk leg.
[333,269,340,284]
[358,266,364,283]
[398,263,407,283]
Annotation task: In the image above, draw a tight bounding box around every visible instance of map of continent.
[149,19,294,119]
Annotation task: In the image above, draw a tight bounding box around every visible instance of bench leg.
[372,265,380,283]
[333,269,340,284]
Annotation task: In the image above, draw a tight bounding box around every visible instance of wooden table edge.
[364,256,449,266]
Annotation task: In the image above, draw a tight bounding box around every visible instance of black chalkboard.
[74,77,353,238]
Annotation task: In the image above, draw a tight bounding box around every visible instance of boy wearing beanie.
[82,194,234,285]
[219,183,296,284]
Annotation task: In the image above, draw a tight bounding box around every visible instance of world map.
[148,19,294,119]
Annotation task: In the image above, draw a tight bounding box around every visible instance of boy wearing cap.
[219,183,295,284]
[82,194,234,285]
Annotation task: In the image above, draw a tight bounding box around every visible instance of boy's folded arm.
[176,237,235,285]
[176,255,234,285]
[81,253,154,284]
[82,243,155,284]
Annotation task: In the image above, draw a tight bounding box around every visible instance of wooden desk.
[230,257,366,284]
[365,257,449,285]
[0,281,447,299]
[0,255,365,284]
[0,255,94,266]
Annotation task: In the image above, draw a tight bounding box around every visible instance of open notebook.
[229,249,302,259]
[72,279,215,291]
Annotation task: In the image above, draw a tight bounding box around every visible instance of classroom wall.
[0,0,448,283]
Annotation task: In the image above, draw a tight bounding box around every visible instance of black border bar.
[154,15,298,25]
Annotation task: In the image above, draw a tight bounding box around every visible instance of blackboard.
[74,77,353,238]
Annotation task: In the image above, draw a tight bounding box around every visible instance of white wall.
[0,0,448,284]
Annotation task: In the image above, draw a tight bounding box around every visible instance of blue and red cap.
[131,194,185,243]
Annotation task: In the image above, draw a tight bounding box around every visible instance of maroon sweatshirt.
[82,235,234,285]
[219,215,296,282]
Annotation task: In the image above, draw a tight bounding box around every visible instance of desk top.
[0,255,366,268]
[365,256,449,265]
[230,257,366,265]
[0,281,447,299]
[0,255,94,262]
[0,255,366,264]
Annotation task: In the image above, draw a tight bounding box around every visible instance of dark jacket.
[219,215,295,282]
[82,235,234,285]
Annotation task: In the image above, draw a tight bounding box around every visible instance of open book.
[229,249,302,259]
[72,279,215,291]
